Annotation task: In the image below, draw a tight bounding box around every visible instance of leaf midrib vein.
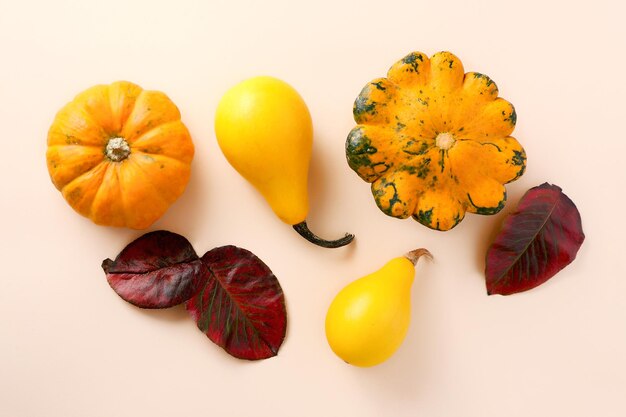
[204,262,279,353]
[493,197,559,283]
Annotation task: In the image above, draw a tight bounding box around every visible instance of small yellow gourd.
[346,51,527,230]
[215,76,353,248]
[325,249,431,367]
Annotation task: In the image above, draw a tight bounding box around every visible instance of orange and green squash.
[346,51,526,231]
[46,81,195,229]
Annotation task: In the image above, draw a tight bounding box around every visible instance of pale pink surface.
[1,1,625,416]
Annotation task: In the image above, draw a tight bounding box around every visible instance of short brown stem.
[404,248,433,265]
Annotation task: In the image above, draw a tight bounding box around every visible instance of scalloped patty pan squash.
[346,51,526,231]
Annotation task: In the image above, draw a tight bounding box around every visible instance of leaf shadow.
[134,303,190,323]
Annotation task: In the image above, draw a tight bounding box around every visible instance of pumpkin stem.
[404,248,433,265]
[293,221,354,248]
[105,137,131,162]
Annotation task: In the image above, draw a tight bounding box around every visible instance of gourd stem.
[435,132,455,150]
[293,221,354,249]
[404,248,433,265]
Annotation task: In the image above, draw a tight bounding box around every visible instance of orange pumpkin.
[46,81,195,229]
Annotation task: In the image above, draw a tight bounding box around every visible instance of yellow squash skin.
[346,51,527,231]
[46,81,194,229]
[215,76,312,225]
[325,249,430,367]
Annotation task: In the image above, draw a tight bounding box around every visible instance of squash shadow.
[350,260,439,400]
[307,133,358,259]
[152,156,212,243]
[474,183,529,279]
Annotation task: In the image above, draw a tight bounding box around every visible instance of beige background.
[1,0,625,416]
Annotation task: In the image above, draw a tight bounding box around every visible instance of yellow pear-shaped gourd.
[325,249,431,367]
[216,76,310,224]
[215,76,353,248]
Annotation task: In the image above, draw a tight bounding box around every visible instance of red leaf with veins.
[102,231,207,308]
[486,183,585,295]
[186,246,287,360]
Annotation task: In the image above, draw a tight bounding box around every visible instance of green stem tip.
[293,221,355,249]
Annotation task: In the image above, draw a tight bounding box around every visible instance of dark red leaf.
[186,246,287,360]
[102,231,207,309]
[486,183,585,295]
